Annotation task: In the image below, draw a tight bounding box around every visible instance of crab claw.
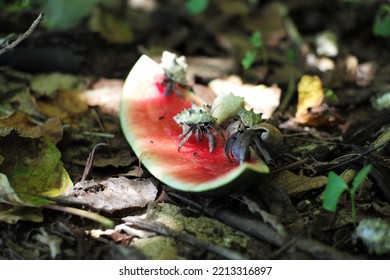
[235,130,254,164]
[224,130,253,164]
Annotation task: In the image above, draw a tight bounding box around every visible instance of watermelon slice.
[120,55,269,194]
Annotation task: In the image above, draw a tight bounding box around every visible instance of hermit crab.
[224,120,283,164]
[223,109,283,164]
[160,51,189,97]
[173,103,224,153]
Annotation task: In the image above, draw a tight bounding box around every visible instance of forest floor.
[0,0,389,260]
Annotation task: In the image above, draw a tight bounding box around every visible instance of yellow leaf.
[296,75,324,118]
[0,111,63,143]
[295,75,335,126]
[37,89,89,125]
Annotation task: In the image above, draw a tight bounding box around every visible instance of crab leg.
[172,82,185,98]
[162,80,173,96]
[177,126,195,151]
[206,130,217,153]
[224,132,238,162]
[194,124,205,142]
[253,136,272,164]
[210,124,225,141]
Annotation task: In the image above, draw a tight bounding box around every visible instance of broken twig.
[0,13,43,56]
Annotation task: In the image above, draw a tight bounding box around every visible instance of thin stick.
[0,13,43,56]
[320,140,389,173]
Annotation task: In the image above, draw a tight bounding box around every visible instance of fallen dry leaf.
[296,75,324,119]
[40,117,64,144]
[191,84,217,105]
[84,78,123,114]
[30,72,87,98]
[209,75,281,119]
[72,149,136,168]
[268,169,327,197]
[186,56,237,85]
[0,111,63,143]
[58,177,158,213]
[37,89,89,123]
[2,88,45,119]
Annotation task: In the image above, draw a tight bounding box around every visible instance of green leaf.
[322,171,349,212]
[351,164,372,194]
[0,135,113,226]
[241,50,257,71]
[324,89,339,104]
[0,134,73,205]
[186,0,209,15]
[373,6,390,37]
[251,31,263,49]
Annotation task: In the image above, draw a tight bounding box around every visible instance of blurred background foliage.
[0,0,389,78]
[1,0,389,37]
